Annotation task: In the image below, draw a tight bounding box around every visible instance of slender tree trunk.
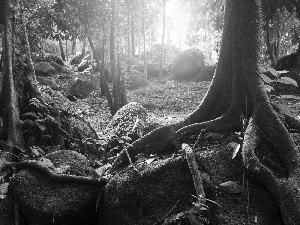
[142,0,147,77]
[72,36,76,55]
[159,0,166,81]
[100,24,106,96]
[131,12,135,59]
[138,0,141,62]
[58,35,65,61]
[0,26,4,72]
[81,38,86,57]
[65,39,68,61]
[110,0,118,113]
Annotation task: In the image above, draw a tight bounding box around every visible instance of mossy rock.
[8,150,101,225]
[172,48,205,81]
[0,195,14,225]
[124,72,150,90]
[103,102,161,155]
[98,145,282,225]
[193,65,217,82]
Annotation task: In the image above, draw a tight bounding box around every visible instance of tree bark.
[159,0,166,82]
[110,1,300,223]
[58,34,65,61]
[1,0,42,161]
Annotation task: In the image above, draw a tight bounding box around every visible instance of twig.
[125,148,140,173]
[153,199,181,225]
[192,129,206,148]
[72,113,100,139]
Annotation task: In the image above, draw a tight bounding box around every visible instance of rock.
[44,53,65,66]
[124,72,150,90]
[36,76,58,90]
[275,53,296,71]
[0,195,14,225]
[193,65,217,82]
[98,147,282,225]
[34,62,56,77]
[8,150,102,225]
[147,63,168,78]
[103,102,161,156]
[70,54,83,65]
[65,76,96,100]
[49,61,70,74]
[172,48,205,81]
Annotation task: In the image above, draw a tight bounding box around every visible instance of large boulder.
[44,53,65,66]
[98,146,282,225]
[172,48,205,81]
[103,102,161,156]
[70,54,83,65]
[193,65,217,82]
[8,150,104,225]
[0,195,14,225]
[124,72,150,90]
[34,62,56,77]
[65,76,97,100]
[147,63,168,78]
[49,61,70,74]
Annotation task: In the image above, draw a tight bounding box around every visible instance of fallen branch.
[182,143,206,202]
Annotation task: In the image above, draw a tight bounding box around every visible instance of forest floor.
[66,77,211,135]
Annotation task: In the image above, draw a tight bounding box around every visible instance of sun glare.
[156,0,190,50]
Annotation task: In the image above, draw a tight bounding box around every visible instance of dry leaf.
[218,181,245,194]
[228,142,241,159]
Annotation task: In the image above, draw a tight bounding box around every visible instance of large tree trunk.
[110,1,300,223]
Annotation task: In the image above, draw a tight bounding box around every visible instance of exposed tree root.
[242,71,300,224]
[176,106,244,139]
[272,103,300,133]
[2,161,107,186]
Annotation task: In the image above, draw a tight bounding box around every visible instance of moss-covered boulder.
[103,102,161,156]
[8,150,103,225]
[172,48,205,81]
[98,145,282,225]
[193,65,217,82]
[124,72,150,90]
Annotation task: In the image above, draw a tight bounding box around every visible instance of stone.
[124,72,150,90]
[147,63,168,78]
[103,102,161,156]
[34,62,56,77]
[172,48,205,81]
[8,150,102,225]
[193,65,217,82]
[65,76,96,100]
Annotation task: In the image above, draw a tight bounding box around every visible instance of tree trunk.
[100,24,106,96]
[65,39,68,61]
[110,0,118,114]
[58,35,65,61]
[131,12,135,59]
[72,36,76,55]
[142,0,147,77]
[1,0,42,161]
[81,38,86,57]
[110,1,300,223]
[159,0,166,82]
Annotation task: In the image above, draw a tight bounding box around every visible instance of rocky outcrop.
[34,62,56,77]
[8,150,104,225]
[124,72,150,90]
